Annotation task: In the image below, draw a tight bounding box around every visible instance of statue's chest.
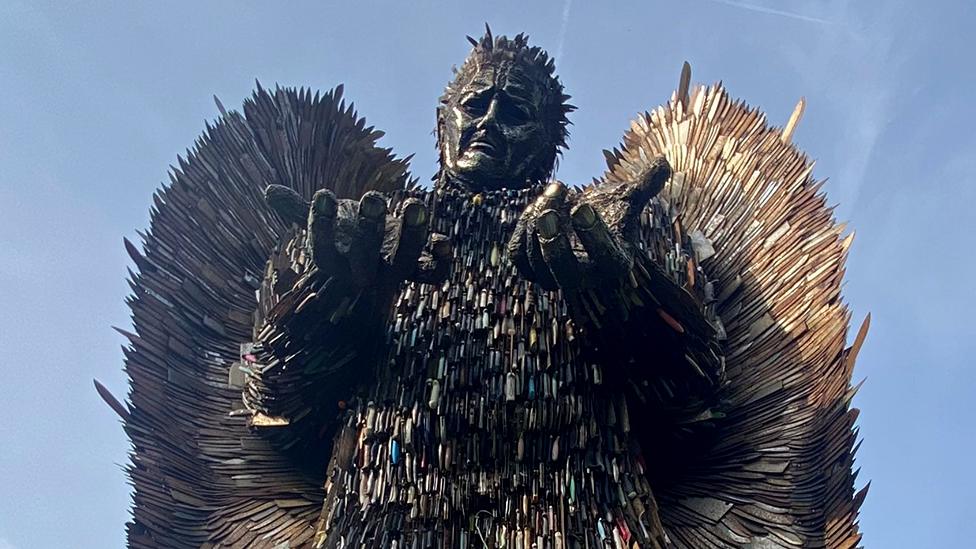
[371,188,598,453]
[318,189,655,548]
[357,189,606,495]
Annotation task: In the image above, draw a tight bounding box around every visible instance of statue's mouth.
[464,131,501,159]
[468,140,497,154]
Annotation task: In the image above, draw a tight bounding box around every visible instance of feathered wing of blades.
[597,79,867,548]
[119,84,415,548]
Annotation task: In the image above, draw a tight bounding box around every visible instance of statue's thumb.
[629,156,672,209]
[618,156,672,233]
[265,184,310,226]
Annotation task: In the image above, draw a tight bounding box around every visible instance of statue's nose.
[475,97,501,130]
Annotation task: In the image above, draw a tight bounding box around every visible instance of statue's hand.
[265,186,450,288]
[508,157,671,291]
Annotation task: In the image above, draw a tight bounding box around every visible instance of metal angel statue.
[107,27,868,548]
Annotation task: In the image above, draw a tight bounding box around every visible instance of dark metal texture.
[120,84,414,547]
[118,31,864,549]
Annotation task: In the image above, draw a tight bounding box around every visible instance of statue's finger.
[537,181,569,211]
[307,189,340,275]
[571,203,632,279]
[526,214,560,291]
[265,184,309,226]
[347,191,387,285]
[623,156,671,218]
[537,209,582,290]
[408,233,452,284]
[390,199,429,277]
[507,216,534,279]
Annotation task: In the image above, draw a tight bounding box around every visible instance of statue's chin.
[445,154,535,192]
[448,161,499,191]
[456,150,499,172]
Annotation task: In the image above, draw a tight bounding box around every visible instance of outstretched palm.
[265,185,450,289]
[508,156,671,291]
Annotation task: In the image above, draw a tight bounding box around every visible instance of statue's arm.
[604,199,725,410]
[240,187,448,462]
[240,231,380,461]
[510,158,723,412]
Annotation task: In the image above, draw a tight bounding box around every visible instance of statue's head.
[437,28,574,192]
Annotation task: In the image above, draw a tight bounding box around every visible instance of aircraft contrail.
[555,0,573,61]
[704,0,832,25]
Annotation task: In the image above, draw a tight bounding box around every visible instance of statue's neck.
[434,170,543,196]
[426,183,536,252]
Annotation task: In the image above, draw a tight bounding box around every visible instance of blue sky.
[1,1,972,547]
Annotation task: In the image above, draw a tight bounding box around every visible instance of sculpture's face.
[439,66,552,191]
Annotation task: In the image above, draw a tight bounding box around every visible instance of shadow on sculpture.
[100,27,867,548]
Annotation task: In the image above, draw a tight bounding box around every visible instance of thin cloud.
[776,0,900,218]
[555,0,573,61]
[703,0,833,25]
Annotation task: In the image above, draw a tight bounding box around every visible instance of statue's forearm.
[241,233,393,458]
[570,251,724,417]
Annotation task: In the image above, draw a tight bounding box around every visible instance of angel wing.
[599,65,867,548]
[118,84,414,548]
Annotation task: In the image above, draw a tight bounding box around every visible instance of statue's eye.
[496,94,531,125]
[461,94,491,117]
[499,102,530,125]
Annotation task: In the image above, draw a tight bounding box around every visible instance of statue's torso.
[315,187,662,549]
